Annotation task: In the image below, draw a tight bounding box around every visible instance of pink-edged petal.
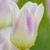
[9,1,19,25]
[12,7,28,34]
[26,3,37,34]
[0,28,11,40]
[34,3,44,31]
[24,1,33,12]
[0,27,11,46]
[23,3,37,33]
[0,0,12,28]
[0,33,5,43]
[10,7,35,49]
[32,4,44,45]
[0,27,18,50]
[24,2,37,14]
[24,1,33,10]
[31,3,37,15]
[27,15,32,33]
[0,42,6,50]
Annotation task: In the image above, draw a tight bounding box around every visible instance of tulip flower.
[10,1,44,50]
[0,27,19,50]
[0,0,18,29]
[0,1,28,50]
[0,0,11,29]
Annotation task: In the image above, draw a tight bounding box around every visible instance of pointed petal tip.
[24,1,33,6]
[33,3,37,5]
[21,6,28,12]
[38,3,44,14]
[39,3,44,9]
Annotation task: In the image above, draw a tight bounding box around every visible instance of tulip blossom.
[0,0,11,29]
[0,0,28,50]
[10,1,44,49]
[0,0,19,29]
[0,27,19,50]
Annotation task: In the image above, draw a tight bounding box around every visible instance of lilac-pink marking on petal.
[13,22,18,33]
[27,15,32,33]
[2,42,6,50]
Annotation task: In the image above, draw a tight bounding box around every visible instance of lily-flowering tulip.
[0,0,18,29]
[0,0,11,29]
[0,27,18,50]
[10,1,44,49]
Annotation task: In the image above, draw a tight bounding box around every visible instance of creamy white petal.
[23,2,37,14]
[34,4,44,27]
[31,3,37,15]
[0,27,18,50]
[0,42,6,50]
[9,1,19,25]
[23,1,33,12]
[32,4,44,45]
[10,2,44,49]
[0,0,12,29]
[11,7,34,49]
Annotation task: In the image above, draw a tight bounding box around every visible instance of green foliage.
[17,0,50,50]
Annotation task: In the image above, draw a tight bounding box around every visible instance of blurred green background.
[17,0,50,50]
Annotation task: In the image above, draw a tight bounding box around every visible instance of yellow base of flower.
[10,34,34,49]
[27,38,34,48]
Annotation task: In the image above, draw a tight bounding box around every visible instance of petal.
[23,2,38,33]
[23,1,33,12]
[0,27,18,50]
[32,4,44,45]
[11,7,34,49]
[9,1,19,33]
[34,3,44,32]
[24,1,37,14]
[0,42,6,50]
[9,1,19,25]
[12,7,28,34]
[0,33,5,43]
[0,28,11,40]
[0,42,13,50]
[0,27,11,46]
[0,0,12,29]
[31,3,37,15]
[27,15,33,32]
